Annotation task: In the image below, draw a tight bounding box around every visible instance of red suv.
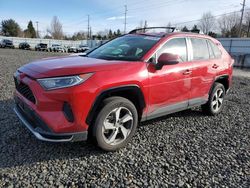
[14,27,233,151]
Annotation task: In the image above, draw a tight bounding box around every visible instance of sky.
[0,0,248,36]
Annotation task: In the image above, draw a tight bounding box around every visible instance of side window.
[157,38,187,62]
[209,40,222,59]
[207,40,215,59]
[191,38,209,60]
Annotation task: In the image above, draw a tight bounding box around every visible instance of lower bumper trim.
[14,106,88,142]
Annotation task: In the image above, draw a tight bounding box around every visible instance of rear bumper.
[14,105,88,142]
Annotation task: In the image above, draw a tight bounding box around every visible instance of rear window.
[191,38,209,60]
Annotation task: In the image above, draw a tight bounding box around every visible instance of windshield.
[87,35,161,61]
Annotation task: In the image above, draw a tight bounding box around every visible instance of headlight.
[37,73,93,90]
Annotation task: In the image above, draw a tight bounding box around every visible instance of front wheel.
[92,97,138,151]
[202,83,225,115]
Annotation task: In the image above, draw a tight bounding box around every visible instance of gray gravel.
[0,48,250,187]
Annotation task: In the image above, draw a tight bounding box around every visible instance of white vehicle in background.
[49,44,66,52]
[77,44,89,52]
[67,46,78,53]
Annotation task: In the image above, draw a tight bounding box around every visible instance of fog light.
[63,102,74,122]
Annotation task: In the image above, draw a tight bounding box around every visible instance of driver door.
[147,37,192,119]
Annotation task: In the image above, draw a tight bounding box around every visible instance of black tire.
[202,82,225,115]
[92,96,138,151]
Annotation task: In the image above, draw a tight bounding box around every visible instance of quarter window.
[157,38,188,62]
[191,38,209,60]
[207,40,215,59]
[208,40,222,59]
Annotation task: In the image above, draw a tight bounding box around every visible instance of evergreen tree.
[24,21,36,38]
[1,19,21,36]
[117,29,121,36]
[191,25,200,33]
[208,31,217,38]
[181,26,189,32]
[108,29,113,39]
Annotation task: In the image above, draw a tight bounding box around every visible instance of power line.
[239,0,246,37]
[174,9,249,27]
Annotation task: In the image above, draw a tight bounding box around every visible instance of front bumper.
[14,104,88,142]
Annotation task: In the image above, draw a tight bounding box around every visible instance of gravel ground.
[0,48,249,187]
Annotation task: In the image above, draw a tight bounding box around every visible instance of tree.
[71,31,87,40]
[108,29,113,39]
[116,29,121,36]
[208,31,217,38]
[166,22,172,33]
[199,12,215,34]
[243,10,250,37]
[44,35,52,39]
[24,21,36,38]
[218,12,240,37]
[47,16,64,39]
[1,19,21,36]
[191,25,200,33]
[181,26,189,32]
[96,34,102,40]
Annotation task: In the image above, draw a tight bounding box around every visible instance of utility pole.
[239,0,246,37]
[124,5,127,34]
[87,15,90,40]
[36,21,39,38]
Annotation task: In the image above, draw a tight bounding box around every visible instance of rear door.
[188,37,218,105]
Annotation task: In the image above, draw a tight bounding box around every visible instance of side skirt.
[141,97,208,122]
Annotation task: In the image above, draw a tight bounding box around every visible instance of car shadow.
[0,98,205,169]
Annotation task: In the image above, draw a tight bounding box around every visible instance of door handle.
[212,64,219,69]
[183,69,192,75]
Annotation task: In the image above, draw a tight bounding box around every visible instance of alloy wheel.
[102,107,133,145]
[212,88,224,112]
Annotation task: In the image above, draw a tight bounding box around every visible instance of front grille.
[14,77,36,104]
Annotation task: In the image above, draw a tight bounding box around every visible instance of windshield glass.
[87,35,161,61]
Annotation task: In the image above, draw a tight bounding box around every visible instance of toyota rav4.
[13,27,233,151]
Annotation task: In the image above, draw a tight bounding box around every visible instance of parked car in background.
[0,39,15,48]
[69,46,98,57]
[77,44,89,53]
[19,42,30,50]
[49,44,66,52]
[68,46,78,53]
[13,27,234,151]
[35,43,48,51]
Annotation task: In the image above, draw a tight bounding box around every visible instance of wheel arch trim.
[86,84,146,126]
[210,74,230,95]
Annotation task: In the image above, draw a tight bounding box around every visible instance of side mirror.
[155,53,179,70]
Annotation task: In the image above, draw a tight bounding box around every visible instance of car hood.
[19,56,139,79]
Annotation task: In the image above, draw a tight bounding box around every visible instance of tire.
[92,96,138,151]
[202,82,225,115]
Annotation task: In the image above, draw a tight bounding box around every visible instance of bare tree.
[244,10,250,37]
[47,16,63,39]
[199,12,216,34]
[218,12,240,37]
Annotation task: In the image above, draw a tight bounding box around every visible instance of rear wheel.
[92,97,138,151]
[202,83,225,115]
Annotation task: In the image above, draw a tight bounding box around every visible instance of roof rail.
[128,27,176,34]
